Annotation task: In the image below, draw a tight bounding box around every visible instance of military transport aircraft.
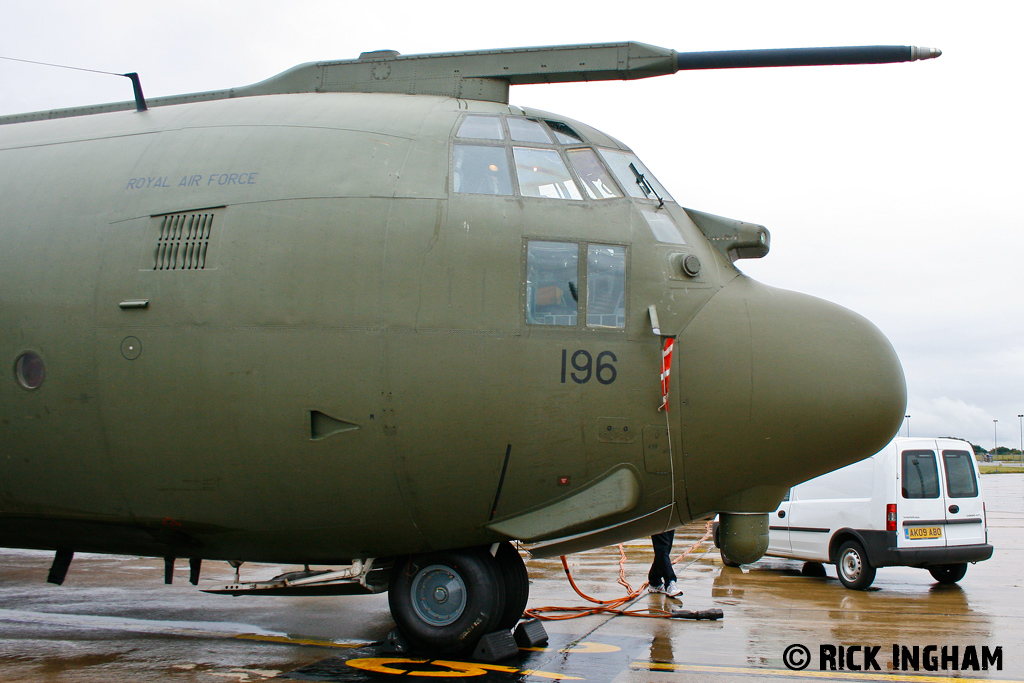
[0,42,936,654]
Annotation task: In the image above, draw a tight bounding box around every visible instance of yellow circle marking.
[344,657,582,679]
[346,658,516,678]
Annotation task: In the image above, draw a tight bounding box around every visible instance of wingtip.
[911,46,942,61]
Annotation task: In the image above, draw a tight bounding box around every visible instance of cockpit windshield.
[454,115,629,202]
[598,150,674,203]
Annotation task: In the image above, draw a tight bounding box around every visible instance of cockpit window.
[546,121,583,144]
[457,115,504,140]
[453,115,657,203]
[641,208,687,244]
[508,118,552,143]
[453,144,513,195]
[566,148,622,199]
[526,241,579,325]
[513,147,583,200]
[526,240,627,328]
[599,150,674,203]
[586,245,626,328]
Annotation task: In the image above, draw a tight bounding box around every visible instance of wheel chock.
[671,608,724,620]
[383,628,412,653]
[513,618,549,648]
[47,550,74,586]
[472,630,518,662]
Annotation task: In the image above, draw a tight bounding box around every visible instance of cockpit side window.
[586,244,625,328]
[641,208,687,245]
[453,144,514,195]
[526,241,579,326]
[525,240,627,328]
[598,149,674,203]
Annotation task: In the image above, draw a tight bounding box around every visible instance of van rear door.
[897,446,947,549]
[940,446,986,546]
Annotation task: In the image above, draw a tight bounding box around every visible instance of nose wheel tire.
[389,548,505,654]
[835,540,875,590]
[929,563,968,584]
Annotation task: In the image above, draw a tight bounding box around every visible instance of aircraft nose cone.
[678,276,906,513]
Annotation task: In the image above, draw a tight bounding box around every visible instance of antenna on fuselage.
[0,55,148,112]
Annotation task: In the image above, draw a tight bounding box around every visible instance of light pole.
[1018,414,1022,463]
[993,419,998,461]
[905,415,911,438]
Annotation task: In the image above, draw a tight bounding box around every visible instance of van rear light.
[886,503,898,531]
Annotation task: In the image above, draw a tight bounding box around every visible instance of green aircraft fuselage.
[0,87,906,565]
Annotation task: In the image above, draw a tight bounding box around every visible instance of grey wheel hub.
[410,564,467,626]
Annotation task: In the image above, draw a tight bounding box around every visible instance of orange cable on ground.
[524,521,714,621]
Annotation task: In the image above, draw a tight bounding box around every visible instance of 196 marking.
[560,349,617,385]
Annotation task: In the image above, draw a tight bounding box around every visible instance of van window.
[902,450,940,499]
[943,450,979,498]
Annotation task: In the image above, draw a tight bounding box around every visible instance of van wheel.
[929,563,968,584]
[836,540,875,590]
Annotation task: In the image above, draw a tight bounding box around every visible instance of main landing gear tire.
[929,563,968,584]
[835,540,876,590]
[494,542,529,630]
[389,546,526,655]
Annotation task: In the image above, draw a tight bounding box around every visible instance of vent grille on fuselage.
[154,213,213,270]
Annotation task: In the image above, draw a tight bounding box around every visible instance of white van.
[761,437,992,589]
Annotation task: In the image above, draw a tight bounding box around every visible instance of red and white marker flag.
[659,337,674,412]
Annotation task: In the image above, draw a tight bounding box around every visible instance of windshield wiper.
[630,162,664,208]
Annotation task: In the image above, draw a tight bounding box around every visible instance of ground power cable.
[524,521,715,621]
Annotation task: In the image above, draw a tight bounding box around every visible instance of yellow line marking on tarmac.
[634,662,1024,683]
[520,642,621,654]
[232,633,363,648]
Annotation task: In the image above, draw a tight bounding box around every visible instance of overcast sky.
[3,1,1021,450]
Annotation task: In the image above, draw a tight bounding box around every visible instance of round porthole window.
[14,352,45,390]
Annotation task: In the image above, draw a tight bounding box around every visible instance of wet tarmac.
[1,474,1022,682]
